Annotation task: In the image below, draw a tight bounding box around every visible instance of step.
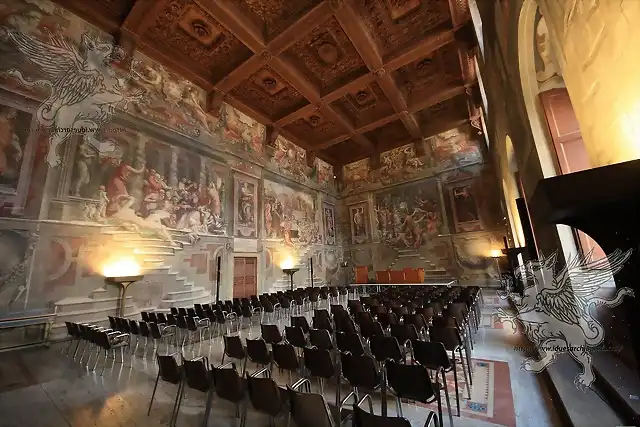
[133,247,175,256]
[165,286,204,299]
[159,292,211,308]
[52,303,139,324]
[54,296,134,314]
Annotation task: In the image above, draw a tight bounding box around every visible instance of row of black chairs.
[63,321,130,375]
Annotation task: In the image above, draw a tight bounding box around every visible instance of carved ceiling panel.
[283,111,347,144]
[283,17,369,94]
[330,81,395,128]
[393,50,442,99]
[351,0,451,59]
[231,0,324,40]
[324,139,354,160]
[230,66,309,120]
[364,119,412,146]
[415,95,468,129]
[143,0,253,82]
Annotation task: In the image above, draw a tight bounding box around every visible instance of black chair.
[273,342,300,384]
[222,335,246,371]
[261,323,284,345]
[245,368,287,427]
[309,328,334,351]
[353,395,438,427]
[246,338,273,374]
[386,361,444,427]
[340,352,381,403]
[336,332,365,356]
[304,347,339,403]
[313,313,334,333]
[430,325,472,392]
[212,362,246,425]
[411,340,457,425]
[291,316,311,334]
[370,335,405,364]
[175,356,215,427]
[288,378,354,427]
[148,353,183,427]
[285,325,308,350]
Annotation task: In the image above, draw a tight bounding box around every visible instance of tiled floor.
[0,290,562,427]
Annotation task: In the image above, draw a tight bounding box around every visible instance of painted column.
[169,146,178,187]
[130,134,146,212]
[436,178,450,234]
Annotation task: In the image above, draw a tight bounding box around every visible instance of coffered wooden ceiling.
[54,0,482,167]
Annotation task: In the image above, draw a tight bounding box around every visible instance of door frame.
[233,253,261,298]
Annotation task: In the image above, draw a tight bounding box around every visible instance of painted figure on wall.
[0,230,36,308]
[222,105,264,155]
[269,136,308,182]
[430,129,483,170]
[375,180,441,249]
[234,176,257,238]
[263,179,320,248]
[342,159,369,194]
[0,106,28,189]
[71,131,227,239]
[349,203,369,245]
[451,184,482,232]
[323,204,336,245]
[379,144,428,185]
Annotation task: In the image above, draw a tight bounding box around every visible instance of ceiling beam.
[215,54,269,92]
[321,106,375,151]
[52,1,120,33]
[384,28,455,71]
[332,1,383,70]
[407,84,467,114]
[447,0,472,29]
[270,57,321,102]
[268,1,335,55]
[197,0,265,52]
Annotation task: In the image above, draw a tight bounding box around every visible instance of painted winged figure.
[0,27,145,166]
[495,248,633,388]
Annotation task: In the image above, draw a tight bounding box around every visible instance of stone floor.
[0,290,563,427]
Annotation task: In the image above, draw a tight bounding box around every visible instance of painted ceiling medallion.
[355,91,369,103]
[317,42,339,64]
[307,114,324,127]
[177,5,222,46]
[253,69,286,96]
[347,86,377,109]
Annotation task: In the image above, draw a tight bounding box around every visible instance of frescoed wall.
[0,0,342,339]
[340,128,506,284]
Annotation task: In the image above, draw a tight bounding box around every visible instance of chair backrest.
[156,354,182,384]
[291,316,310,334]
[288,387,336,427]
[375,270,390,284]
[309,328,333,351]
[261,324,283,344]
[340,352,380,390]
[224,335,246,359]
[273,342,299,372]
[411,340,450,370]
[246,374,284,417]
[312,315,334,333]
[184,357,212,392]
[156,312,167,324]
[354,266,368,284]
[429,325,462,351]
[390,324,418,344]
[353,404,412,427]
[369,335,404,363]
[214,364,244,402]
[303,347,335,380]
[285,326,307,348]
[389,270,405,284]
[386,361,436,404]
[403,268,419,284]
[246,338,272,365]
[336,332,365,356]
[138,321,150,337]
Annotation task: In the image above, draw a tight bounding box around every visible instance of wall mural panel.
[0,229,37,309]
[374,179,442,249]
[428,128,483,171]
[322,203,336,245]
[234,174,258,238]
[349,202,369,244]
[263,179,321,247]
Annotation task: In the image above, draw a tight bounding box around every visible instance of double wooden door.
[233,257,257,299]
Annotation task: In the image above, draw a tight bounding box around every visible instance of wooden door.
[233,257,257,299]
[539,88,605,260]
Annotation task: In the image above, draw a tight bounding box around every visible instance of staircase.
[269,246,325,293]
[49,225,214,339]
[388,248,451,280]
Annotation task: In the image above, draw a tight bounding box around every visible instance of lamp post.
[282,268,299,292]
[105,275,144,317]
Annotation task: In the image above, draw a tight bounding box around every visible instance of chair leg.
[202,386,215,427]
[440,369,454,427]
[459,348,472,396]
[169,382,183,427]
[451,360,461,417]
[148,370,161,415]
[65,338,75,355]
[100,350,109,376]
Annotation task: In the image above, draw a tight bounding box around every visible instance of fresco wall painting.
[349,202,369,245]
[323,203,336,246]
[234,174,258,239]
[374,179,442,249]
[450,181,483,233]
